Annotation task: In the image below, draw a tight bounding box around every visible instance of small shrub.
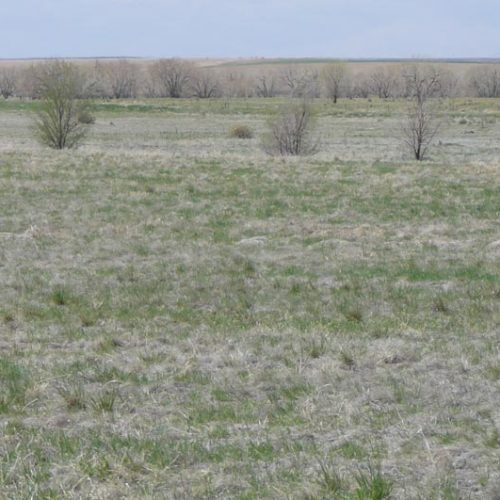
[262,99,319,156]
[229,124,253,139]
[77,108,96,124]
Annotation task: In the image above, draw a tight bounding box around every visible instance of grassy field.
[0,97,499,499]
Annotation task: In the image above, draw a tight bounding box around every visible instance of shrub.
[263,99,319,156]
[34,60,92,149]
[229,124,253,139]
[77,108,96,124]
[401,99,440,161]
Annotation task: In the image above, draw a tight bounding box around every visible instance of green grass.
[0,97,498,498]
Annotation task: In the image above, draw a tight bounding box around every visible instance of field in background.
[0,97,499,498]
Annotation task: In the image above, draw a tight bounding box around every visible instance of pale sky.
[1,0,499,59]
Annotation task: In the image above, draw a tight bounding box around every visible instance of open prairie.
[0,97,499,498]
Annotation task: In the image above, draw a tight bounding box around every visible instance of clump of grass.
[229,124,253,139]
[354,464,393,499]
[304,334,328,359]
[340,350,356,369]
[343,307,364,323]
[433,296,449,313]
[91,388,119,412]
[0,358,31,413]
[57,383,87,411]
[95,337,123,354]
[316,459,347,497]
[2,311,15,324]
[52,286,70,306]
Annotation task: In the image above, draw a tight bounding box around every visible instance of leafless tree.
[255,73,278,97]
[104,60,138,99]
[0,68,17,99]
[401,96,440,161]
[34,60,92,149]
[221,71,253,98]
[191,68,220,98]
[435,67,459,97]
[263,100,319,156]
[321,63,348,103]
[105,59,137,99]
[402,64,442,103]
[149,59,193,98]
[369,66,399,99]
[78,60,109,98]
[468,65,500,97]
[19,64,43,99]
[280,67,319,98]
[400,66,445,160]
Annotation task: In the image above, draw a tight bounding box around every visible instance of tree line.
[28,60,449,162]
[1,59,500,100]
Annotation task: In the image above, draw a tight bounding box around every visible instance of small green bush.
[229,124,253,139]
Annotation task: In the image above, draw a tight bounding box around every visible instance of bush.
[77,108,96,124]
[34,60,92,149]
[263,100,319,156]
[229,124,253,139]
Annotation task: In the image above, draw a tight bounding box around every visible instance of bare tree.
[20,64,43,99]
[401,98,440,161]
[468,65,500,97]
[0,68,17,99]
[369,66,398,99]
[149,59,193,98]
[221,71,253,98]
[400,66,445,160]
[402,64,442,103]
[104,60,138,99]
[34,60,92,149]
[280,67,319,98]
[255,73,278,98]
[321,63,348,103]
[79,60,110,98]
[436,67,459,98]
[263,100,319,156]
[191,68,220,98]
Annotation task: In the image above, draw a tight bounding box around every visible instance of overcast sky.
[1,0,499,59]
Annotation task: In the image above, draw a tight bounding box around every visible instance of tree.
[104,60,138,99]
[191,68,220,98]
[263,100,319,156]
[149,59,193,98]
[255,73,278,97]
[401,97,440,161]
[280,66,319,98]
[34,60,92,149]
[400,64,442,160]
[468,65,500,97]
[369,66,399,99]
[0,68,17,99]
[402,64,442,104]
[321,63,348,103]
